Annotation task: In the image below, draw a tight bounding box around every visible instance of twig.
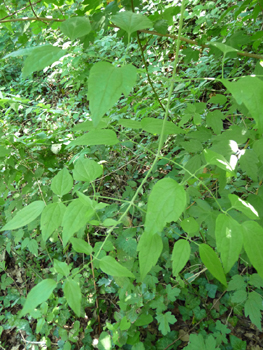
[0,17,64,23]
[0,0,42,21]
[3,0,12,15]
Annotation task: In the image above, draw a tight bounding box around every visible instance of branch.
[29,0,47,24]
[0,17,64,23]
[0,0,42,21]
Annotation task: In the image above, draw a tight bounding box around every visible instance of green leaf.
[60,17,92,40]
[199,244,227,286]
[239,149,258,182]
[73,119,108,132]
[1,201,45,232]
[0,146,10,157]
[184,334,218,350]
[99,256,135,278]
[181,217,199,235]
[242,221,263,279]
[54,259,70,277]
[51,168,73,196]
[62,199,95,246]
[134,314,153,326]
[153,19,168,34]
[64,279,82,317]
[145,178,186,235]
[88,62,137,126]
[249,274,263,288]
[245,292,263,331]
[98,331,112,350]
[221,77,263,132]
[23,45,65,77]
[228,194,259,220]
[204,149,236,173]
[70,129,119,146]
[118,119,142,129]
[231,290,247,304]
[206,110,224,134]
[156,311,177,336]
[20,279,57,317]
[210,42,238,55]
[172,240,191,276]
[138,232,163,280]
[40,202,66,242]
[111,11,152,36]
[28,239,38,257]
[120,316,131,330]
[215,214,243,273]
[73,158,103,182]
[70,237,93,255]
[141,118,182,135]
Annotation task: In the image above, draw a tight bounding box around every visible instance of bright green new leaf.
[204,149,236,173]
[210,42,238,55]
[98,331,112,350]
[28,239,38,257]
[221,77,263,132]
[88,62,137,126]
[62,199,95,246]
[228,194,259,220]
[138,232,163,280]
[99,256,135,278]
[145,178,186,235]
[242,221,263,279]
[70,129,119,146]
[111,11,152,36]
[172,239,191,276]
[64,279,82,317]
[245,291,263,331]
[73,158,103,182]
[40,202,66,242]
[141,118,182,135]
[1,201,45,232]
[118,119,142,129]
[120,316,131,330]
[20,279,57,317]
[53,259,70,277]
[60,17,92,40]
[51,168,73,196]
[0,146,10,157]
[199,244,227,286]
[70,237,93,255]
[156,311,177,336]
[215,214,243,273]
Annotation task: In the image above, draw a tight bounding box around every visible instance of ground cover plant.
[1,0,263,349]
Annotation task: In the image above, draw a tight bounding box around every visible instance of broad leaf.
[181,217,199,235]
[141,118,182,135]
[51,168,73,196]
[98,332,112,350]
[215,214,243,273]
[54,259,70,277]
[134,314,153,326]
[184,334,218,350]
[145,178,186,235]
[210,42,238,55]
[20,279,57,317]
[73,119,108,132]
[221,77,263,132]
[118,119,142,129]
[99,256,135,278]
[138,232,163,280]
[60,17,92,40]
[1,201,45,231]
[245,291,263,331]
[73,158,103,182]
[111,11,152,36]
[228,194,259,220]
[242,221,263,279]
[62,199,95,246]
[70,237,93,255]
[172,239,191,276]
[204,149,236,173]
[88,62,137,126]
[40,202,66,242]
[199,244,227,286]
[64,279,82,317]
[156,312,177,336]
[0,146,10,157]
[70,129,119,146]
[239,149,258,182]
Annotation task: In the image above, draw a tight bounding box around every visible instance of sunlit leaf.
[64,279,82,316]
[70,237,93,255]
[228,194,259,220]
[41,202,66,242]
[99,256,135,278]
[111,11,152,36]
[73,158,103,182]
[51,168,73,196]
[1,201,45,232]
[172,240,191,276]
[70,129,119,146]
[60,17,92,40]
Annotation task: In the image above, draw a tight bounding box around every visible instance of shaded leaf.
[245,292,262,331]
[70,129,119,146]
[73,158,103,182]
[70,237,93,255]
[40,202,66,242]
[64,279,82,317]
[156,312,177,336]
[54,259,70,277]
[141,118,182,135]
[60,17,92,40]
[99,256,135,278]
[229,194,259,220]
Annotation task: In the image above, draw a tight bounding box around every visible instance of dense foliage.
[1,0,263,349]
